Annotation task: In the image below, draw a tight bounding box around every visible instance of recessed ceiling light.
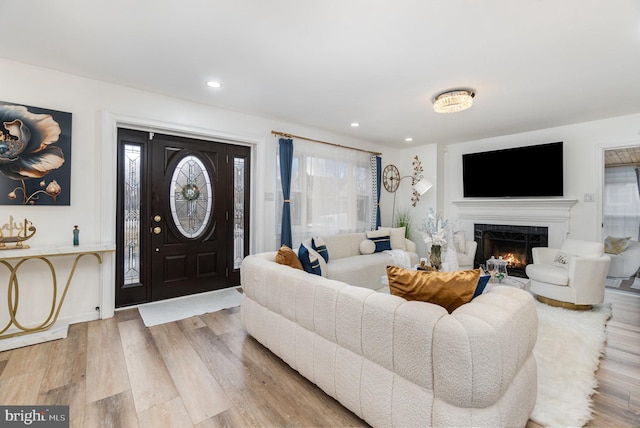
[206,81,221,88]
[350,122,360,127]
[405,137,413,142]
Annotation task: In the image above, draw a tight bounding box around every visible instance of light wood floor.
[0,289,638,428]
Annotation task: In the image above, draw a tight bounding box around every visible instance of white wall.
[0,58,386,332]
[442,114,640,243]
[380,144,439,258]
[2,56,639,336]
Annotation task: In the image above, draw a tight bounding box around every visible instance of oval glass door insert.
[169,155,213,238]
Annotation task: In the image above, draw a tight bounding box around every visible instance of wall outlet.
[584,193,596,202]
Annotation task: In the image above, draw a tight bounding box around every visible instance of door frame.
[116,130,248,306]
[100,112,260,318]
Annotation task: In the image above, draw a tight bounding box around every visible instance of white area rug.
[531,300,612,427]
[138,287,243,327]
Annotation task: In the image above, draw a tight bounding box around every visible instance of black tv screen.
[462,142,563,197]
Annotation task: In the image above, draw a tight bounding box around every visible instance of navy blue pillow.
[369,234,391,252]
[473,274,491,298]
[312,237,329,263]
[298,243,322,275]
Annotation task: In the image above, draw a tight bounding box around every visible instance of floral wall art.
[0,101,72,205]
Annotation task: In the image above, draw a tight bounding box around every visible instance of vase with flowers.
[420,209,449,271]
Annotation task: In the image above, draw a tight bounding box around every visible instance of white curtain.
[276,139,373,247]
[604,166,640,240]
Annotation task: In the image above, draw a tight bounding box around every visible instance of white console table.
[0,243,115,344]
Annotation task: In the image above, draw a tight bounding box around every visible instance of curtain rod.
[271,130,382,156]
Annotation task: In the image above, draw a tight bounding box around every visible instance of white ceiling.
[2,1,640,148]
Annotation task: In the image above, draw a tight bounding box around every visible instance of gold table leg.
[0,253,102,340]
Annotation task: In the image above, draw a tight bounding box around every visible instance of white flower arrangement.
[420,209,449,247]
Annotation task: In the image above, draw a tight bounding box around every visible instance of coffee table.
[485,276,531,292]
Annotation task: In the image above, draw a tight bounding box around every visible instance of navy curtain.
[279,138,294,247]
[375,156,382,229]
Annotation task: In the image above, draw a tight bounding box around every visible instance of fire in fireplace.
[474,224,549,277]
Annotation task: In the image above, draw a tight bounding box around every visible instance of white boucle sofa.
[301,231,419,291]
[241,251,538,427]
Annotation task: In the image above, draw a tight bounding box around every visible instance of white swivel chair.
[457,240,478,270]
[453,231,477,270]
[525,238,611,310]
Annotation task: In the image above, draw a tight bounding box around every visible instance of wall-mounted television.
[462,142,563,197]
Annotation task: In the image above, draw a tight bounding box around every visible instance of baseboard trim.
[0,312,100,351]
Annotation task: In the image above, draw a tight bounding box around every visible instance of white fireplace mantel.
[452,198,579,247]
[452,198,578,223]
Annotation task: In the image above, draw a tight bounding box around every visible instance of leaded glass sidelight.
[124,145,141,285]
[169,155,213,238]
[233,157,245,269]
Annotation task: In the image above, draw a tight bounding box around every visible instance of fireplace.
[474,224,548,277]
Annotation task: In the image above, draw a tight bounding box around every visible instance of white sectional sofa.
[241,251,538,427]
[301,231,419,291]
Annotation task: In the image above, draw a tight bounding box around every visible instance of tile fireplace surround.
[452,198,579,250]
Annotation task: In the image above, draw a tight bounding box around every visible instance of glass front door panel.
[233,156,245,269]
[169,155,213,239]
[123,144,141,285]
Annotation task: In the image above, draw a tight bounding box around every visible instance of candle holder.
[487,256,508,283]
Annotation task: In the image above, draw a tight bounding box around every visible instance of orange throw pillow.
[386,265,481,313]
[276,245,304,270]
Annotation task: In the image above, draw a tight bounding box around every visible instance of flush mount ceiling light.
[433,89,475,113]
[206,81,221,88]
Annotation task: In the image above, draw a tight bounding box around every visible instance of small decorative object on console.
[73,225,80,246]
[417,260,437,272]
[0,215,36,249]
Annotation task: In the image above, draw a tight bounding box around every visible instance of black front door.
[115,129,250,307]
[149,133,228,301]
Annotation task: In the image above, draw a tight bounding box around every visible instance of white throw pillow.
[553,252,570,268]
[359,239,376,255]
[377,227,407,251]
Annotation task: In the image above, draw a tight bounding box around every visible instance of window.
[277,140,374,247]
[604,165,640,240]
